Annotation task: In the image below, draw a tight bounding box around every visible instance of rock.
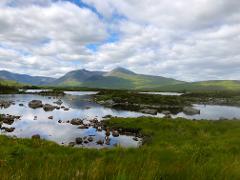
[43,104,55,111]
[19,103,24,107]
[164,114,172,118]
[112,130,119,137]
[55,106,60,110]
[75,137,83,144]
[102,115,112,119]
[61,106,65,109]
[68,142,75,147]
[32,134,41,139]
[78,125,88,129]
[28,100,43,109]
[183,106,200,115]
[97,126,102,132]
[133,137,138,141]
[85,106,91,109]
[105,99,115,106]
[64,108,69,111]
[88,137,93,142]
[58,120,62,123]
[0,100,12,109]
[162,110,171,115]
[2,127,15,132]
[34,116,37,120]
[53,99,63,105]
[71,119,83,125]
[84,140,89,144]
[105,136,110,145]
[140,108,158,115]
[96,139,104,145]
[48,116,53,120]
[1,115,15,125]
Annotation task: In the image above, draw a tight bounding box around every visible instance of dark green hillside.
[157,80,240,92]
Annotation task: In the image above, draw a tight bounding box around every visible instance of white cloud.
[0,0,240,81]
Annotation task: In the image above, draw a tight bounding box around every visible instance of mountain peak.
[111,67,135,75]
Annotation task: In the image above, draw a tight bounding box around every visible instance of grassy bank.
[1,117,240,179]
[95,90,188,106]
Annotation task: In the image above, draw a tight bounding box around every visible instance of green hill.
[157,80,240,92]
[53,67,184,90]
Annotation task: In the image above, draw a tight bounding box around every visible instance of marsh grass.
[1,117,240,179]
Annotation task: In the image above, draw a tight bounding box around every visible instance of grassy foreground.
[1,117,240,179]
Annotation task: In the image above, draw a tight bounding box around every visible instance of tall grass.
[1,117,240,179]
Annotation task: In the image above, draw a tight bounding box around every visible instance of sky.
[0,0,240,81]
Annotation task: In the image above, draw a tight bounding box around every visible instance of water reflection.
[0,94,142,148]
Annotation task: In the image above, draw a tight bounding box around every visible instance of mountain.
[157,80,240,92]
[0,70,55,86]
[52,67,184,89]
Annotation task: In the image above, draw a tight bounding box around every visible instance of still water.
[0,93,143,148]
[1,91,240,148]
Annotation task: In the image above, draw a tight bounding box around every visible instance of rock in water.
[183,106,200,115]
[28,100,43,109]
[75,137,83,144]
[140,108,158,115]
[112,130,120,137]
[43,104,55,111]
[70,119,83,125]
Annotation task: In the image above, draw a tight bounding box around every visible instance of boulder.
[164,114,172,118]
[96,139,104,145]
[71,119,83,125]
[28,100,43,109]
[0,100,12,109]
[162,110,171,115]
[140,108,158,115]
[2,127,15,132]
[112,130,119,137]
[53,99,63,105]
[78,125,88,129]
[183,106,200,115]
[68,142,75,147]
[97,126,102,131]
[88,137,93,142]
[133,137,138,141]
[43,104,55,111]
[75,137,83,144]
[102,115,112,119]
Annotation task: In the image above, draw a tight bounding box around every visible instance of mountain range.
[0,67,240,91]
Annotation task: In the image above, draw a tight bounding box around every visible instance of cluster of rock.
[65,117,142,147]
[96,99,200,116]
[0,114,20,132]
[0,100,14,109]
[28,100,69,112]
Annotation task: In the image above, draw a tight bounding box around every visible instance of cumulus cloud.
[0,0,240,81]
[0,0,107,77]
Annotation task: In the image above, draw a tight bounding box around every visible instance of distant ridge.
[1,68,239,91]
[0,70,55,86]
[0,68,183,89]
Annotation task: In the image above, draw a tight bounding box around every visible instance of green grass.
[1,117,240,179]
[96,90,188,106]
[0,79,22,94]
[157,80,240,92]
